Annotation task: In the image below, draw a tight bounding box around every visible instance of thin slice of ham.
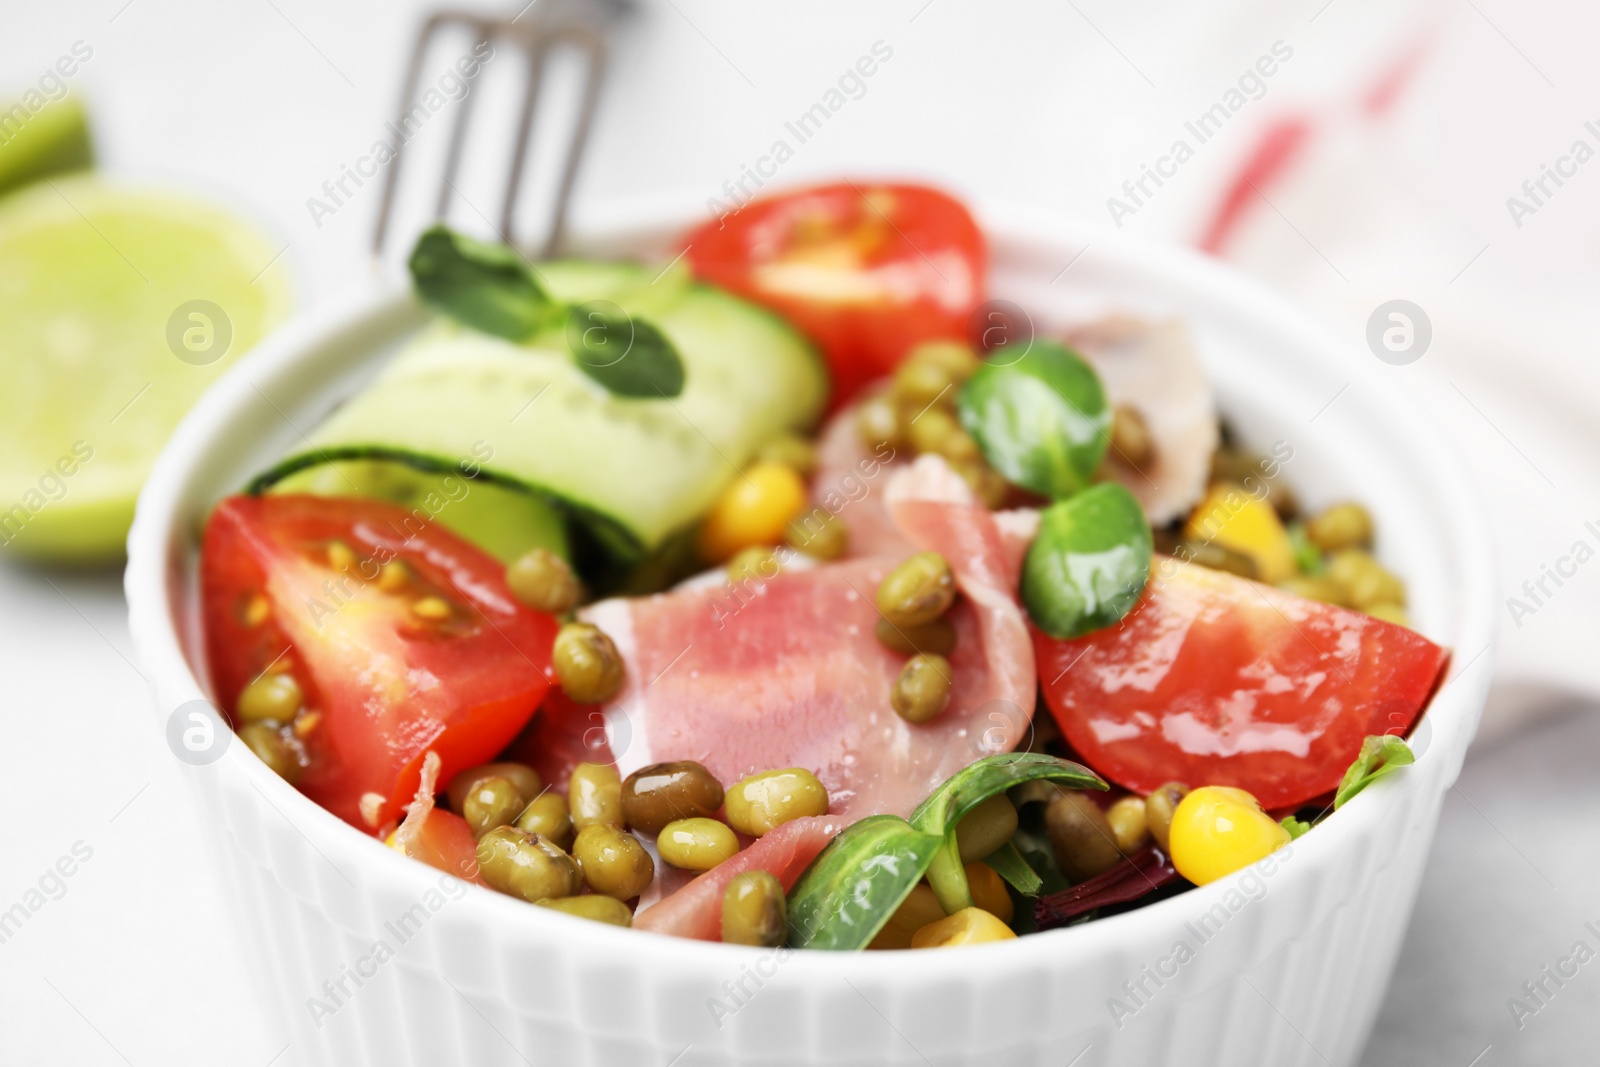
[1068,316,1218,525]
[811,404,911,559]
[588,456,1037,822]
[633,816,845,940]
[812,398,1042,571]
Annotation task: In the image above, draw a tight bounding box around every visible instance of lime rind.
[0,175,291,562]
[0,96,93,200]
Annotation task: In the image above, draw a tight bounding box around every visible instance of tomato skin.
[201,494,559,831]
[1035,559,1450,810]
[400,809,485,886]
[685,182,986,406]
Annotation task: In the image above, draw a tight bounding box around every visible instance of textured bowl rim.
[125,193,1497,985]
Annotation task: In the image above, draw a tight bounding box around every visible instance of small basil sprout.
[956,341,1110,499]
[1333,735,1415,809]
[566,302,685,398]
[1022,482,1152,639]
[408,225,552,342]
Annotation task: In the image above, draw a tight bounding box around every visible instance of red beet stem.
[1032,845,1184,930]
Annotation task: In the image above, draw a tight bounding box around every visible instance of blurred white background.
[1,1,1596,1064]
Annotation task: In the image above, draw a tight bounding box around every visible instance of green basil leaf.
[910,752,1106,838]
[788,755,1105,950]
[1021,483,1152,638]
[1334,734,1415,809]
[957,341,1111,498]
[786,815,944,951]
[407,225,552,342]
[565,302,686,398]
[1280,815,1314,840]
[985,841,1044,896]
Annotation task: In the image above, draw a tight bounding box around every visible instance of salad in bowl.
[187,181,1450,956]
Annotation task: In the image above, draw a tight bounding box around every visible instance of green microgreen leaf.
[565,302,685,398]
[1280,814,1314,840]
[957,341,1111,499]
[787,754,1106,951]
[1334,734,1416,809]
[985,841,1044,896]
[1021,483,1152,639]
[785,815,943,951]
[407,225,553,342]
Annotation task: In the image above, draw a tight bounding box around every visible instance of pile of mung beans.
[854,342,1008,507]
[432,757,829,943]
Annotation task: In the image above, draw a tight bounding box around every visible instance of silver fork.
[372,0,628,259]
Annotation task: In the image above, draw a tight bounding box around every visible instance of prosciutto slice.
[588,456,1037,822]
[633,816,844,940]
[1068,316,1218,525]
[811,399,1040,568]
[810,405,912,559]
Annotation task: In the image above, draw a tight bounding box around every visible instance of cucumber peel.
[255,272,826,565]
[270,458,570,565]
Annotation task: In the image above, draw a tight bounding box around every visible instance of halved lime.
[0,96,93,198]
[0,176,292,562]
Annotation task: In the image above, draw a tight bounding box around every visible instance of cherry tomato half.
[1035,559,1450,810]
[685,181,987,406]
[201,494,559,831]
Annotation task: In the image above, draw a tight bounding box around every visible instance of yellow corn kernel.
[1167,785,1290,886]
[1184,482,1296,584]
[964,862,1014,925]
[910,907,1017,948]
[697,462,809,563]
[869,884,947,950]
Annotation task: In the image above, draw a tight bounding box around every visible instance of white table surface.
[3,2,1597,1064]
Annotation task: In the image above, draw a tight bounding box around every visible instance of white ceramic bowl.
[126,200,1495,1067]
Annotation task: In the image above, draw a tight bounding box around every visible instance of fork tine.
[375,12,490,254]
[433,31,493,219]
[498,38,551,244]
[540,32,608,257]
[371,15,442,256]
[377,3,624,260]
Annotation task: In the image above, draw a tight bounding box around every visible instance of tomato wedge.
[684,181,986,406]
[200,494,558,831]
[1034,559,1450,810]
